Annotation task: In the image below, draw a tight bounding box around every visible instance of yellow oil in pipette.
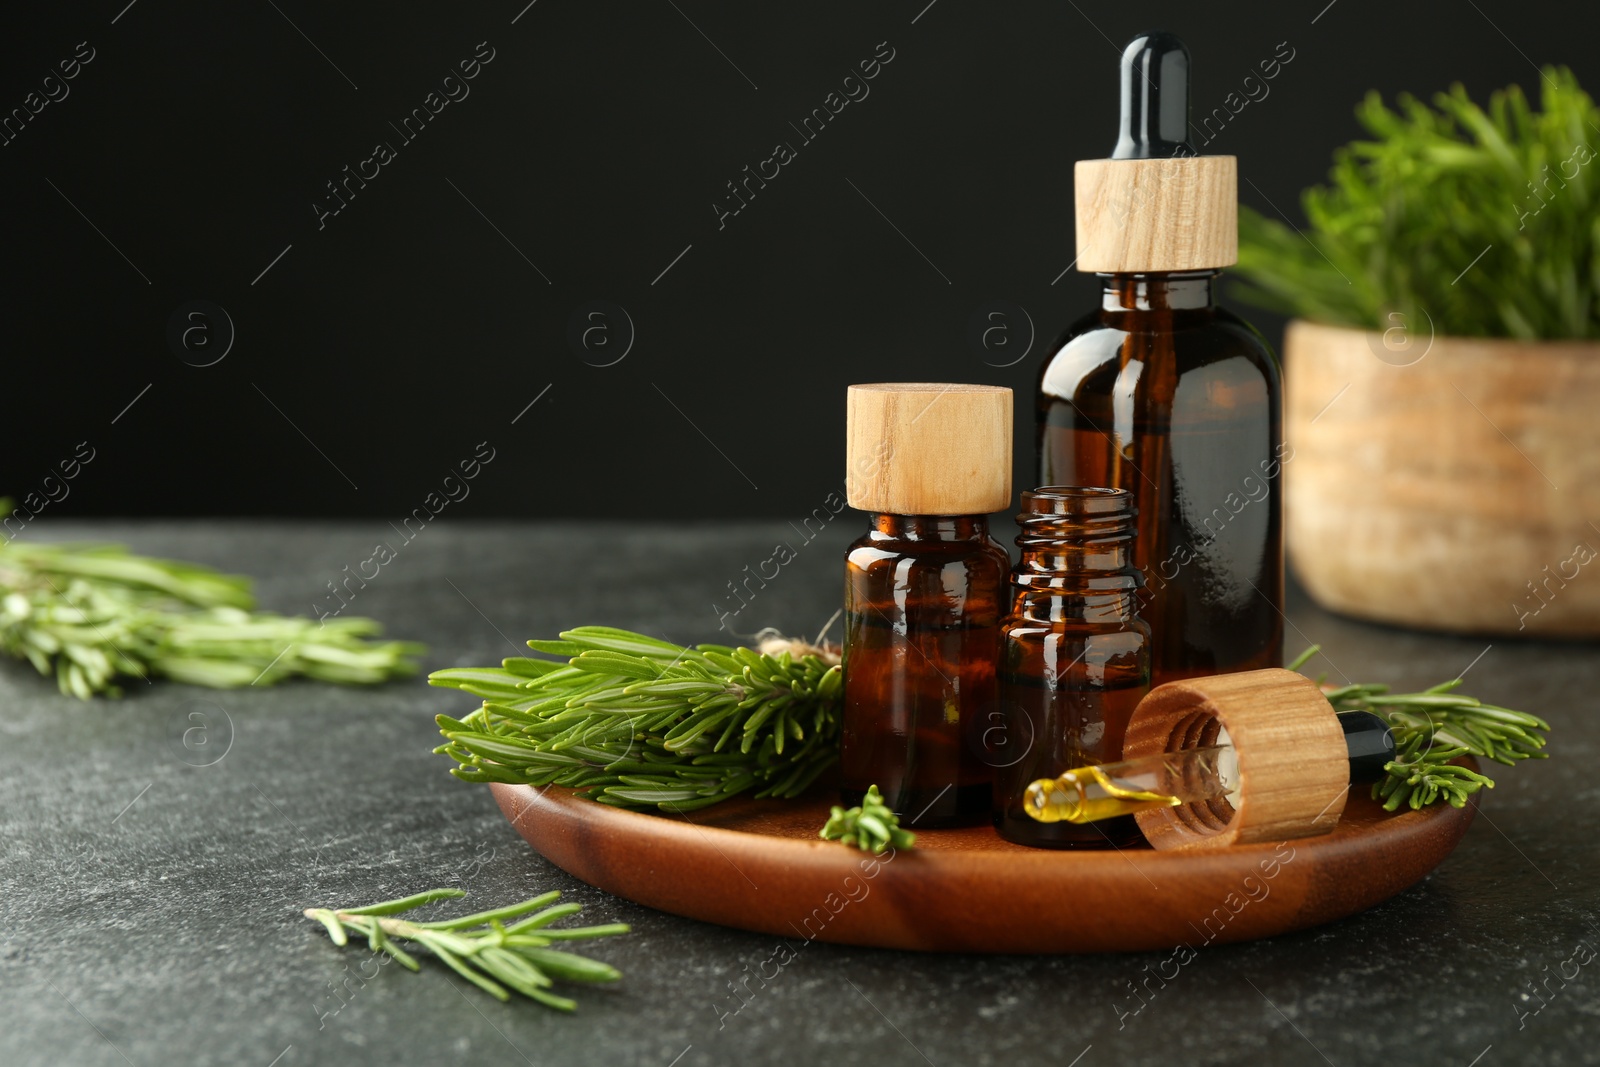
[1022,744,1237,824]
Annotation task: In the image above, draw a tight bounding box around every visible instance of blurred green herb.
[304,887,628,1011]
[819,784,915,853]
[1289,646,1551,810]
[431,627,842,812]
[1234,66,1600,339]
[0,511,422,697]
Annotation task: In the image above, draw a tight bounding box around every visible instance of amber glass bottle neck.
[1014,523,1136,585]
[1100,270,1217,312]
[1015,535,1132,576]
[870,513,991,541]
[1010,489,1142,621]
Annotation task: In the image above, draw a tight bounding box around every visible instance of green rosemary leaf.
[567,683,639,707]
[428,668,530,696]
[448,764,536,785]
[430,943,512,1000]
[525,639,585,657]
[698,649,743,675]
[412,891,563,931]
[533,923,632,941]
[626,679,728,697]
[341,888,466,916]
[501,656,567,678]
[569,654,662,680]
[1367,694,1484,708]
[1284,645,1321,672]
[525,987,580,1012]
[155,658,264,688]
[504,904,585,933]
[448,732,562,766]
[1474,704,1553,730]
[306,908,348,946]
[561,628,685,657]
[477,946,553,994]
[517,947,622,984]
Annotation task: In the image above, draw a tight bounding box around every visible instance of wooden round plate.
[489,782,1477,953]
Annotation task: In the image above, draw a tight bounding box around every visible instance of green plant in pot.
[1232,66,1600,637]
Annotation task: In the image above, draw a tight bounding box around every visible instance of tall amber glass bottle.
[1039,31,1283,686]
[839,384,1012,827]
[993,488,1150,849]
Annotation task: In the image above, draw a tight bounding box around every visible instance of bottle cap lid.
[1074,31,1237,273]
[846,383,1012,515]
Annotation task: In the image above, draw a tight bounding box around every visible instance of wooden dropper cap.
[1122,668,1350,850]
[846,384,1012,515]
[1073,32,1237,274]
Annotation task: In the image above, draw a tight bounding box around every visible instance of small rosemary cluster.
[819,785,916,853]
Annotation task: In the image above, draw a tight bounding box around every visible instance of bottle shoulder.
[846,530,1011,571]
[1038,304,1281,400]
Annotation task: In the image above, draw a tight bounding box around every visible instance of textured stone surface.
[1,520,1595,1067]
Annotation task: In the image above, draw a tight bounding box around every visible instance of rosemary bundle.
[431,627,842,811]
[0,530,421,697]
[305,887,627,1010]
[1293,648,1551,810]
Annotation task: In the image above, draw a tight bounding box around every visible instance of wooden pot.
[1284,319,1600,637]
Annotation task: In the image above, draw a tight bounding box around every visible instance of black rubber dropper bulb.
[1337,711,1397,784]
[1112,31,1195,160]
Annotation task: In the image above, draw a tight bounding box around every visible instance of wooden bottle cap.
[846,383,1012,515]
[1073,155,1237,273]
[1122,668,1349,851]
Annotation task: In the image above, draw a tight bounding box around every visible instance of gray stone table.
[2,521,1595,1067]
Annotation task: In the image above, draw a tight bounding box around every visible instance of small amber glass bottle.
[839,383,1013,827]
[993,487,1151,849]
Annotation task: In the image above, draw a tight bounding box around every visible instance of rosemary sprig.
[0,525,422,697]
[431,627,842,812]
[820,785,916,853]
[304,888,628,1011]
[1290,646,1551,810]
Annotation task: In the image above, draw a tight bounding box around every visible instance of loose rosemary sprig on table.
[1290,647,1551,810]
[820,785,916,853]
[0,529,422,698]
[431,627,842,812]
[304,887,628,1010]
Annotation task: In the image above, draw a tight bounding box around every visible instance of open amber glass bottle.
[839,384,1012,827]
[993,487,1151,849]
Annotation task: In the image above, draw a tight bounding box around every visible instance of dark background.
[4,0,1592,519]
